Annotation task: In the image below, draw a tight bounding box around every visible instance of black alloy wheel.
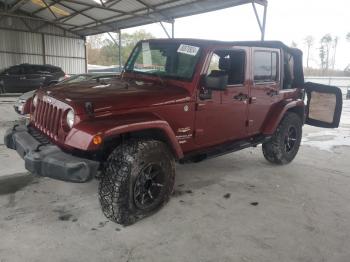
[134,163,165,210]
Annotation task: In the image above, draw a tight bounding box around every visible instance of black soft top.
[144,38,304,85]
[145,38,302,56]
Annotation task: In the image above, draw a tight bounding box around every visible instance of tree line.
[87,30,154,66]
[301,32,350,76]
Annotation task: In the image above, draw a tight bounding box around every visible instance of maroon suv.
[5,39,343,225]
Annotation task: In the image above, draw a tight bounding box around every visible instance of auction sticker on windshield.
[177,44,199,56]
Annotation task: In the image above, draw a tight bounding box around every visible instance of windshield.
[125,42,201,81]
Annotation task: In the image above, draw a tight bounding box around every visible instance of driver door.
[194,48,249,147]
[304,82,343,128]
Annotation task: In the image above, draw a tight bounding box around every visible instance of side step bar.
[181,135,271,163]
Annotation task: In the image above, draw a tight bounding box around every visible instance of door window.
[8,66,22,75]
[23,66,37,74]
[207,50,246,85]
[254,51,279,83]
[283,53,295,89]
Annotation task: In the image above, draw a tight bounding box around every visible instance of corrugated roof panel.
[20,1,42,13]
[95,14,134,23]
[83,8,119,20]
[48,4,73,17]
[144,0,171,5]
[35,8,58,20]
[66,14,95,26]
[59,2,88,12]
[0,0,265,36]
[85,0,103,5]
[157,0,198,10]
[110,0,146,12]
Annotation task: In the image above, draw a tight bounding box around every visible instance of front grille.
[33,99,63,139]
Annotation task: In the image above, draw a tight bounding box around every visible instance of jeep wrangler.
[5,39,343,225]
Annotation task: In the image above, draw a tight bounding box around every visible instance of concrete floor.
[0,97,350,262]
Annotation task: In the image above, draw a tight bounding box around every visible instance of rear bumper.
[4,125,99,183]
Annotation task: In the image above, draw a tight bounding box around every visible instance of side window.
[8,66,22,75]
[23,66,36,74]
[283,53,295,89]
[37,66,51,74]
[207,50,246,85]
[48,67,61,73]
[254,51,279,83]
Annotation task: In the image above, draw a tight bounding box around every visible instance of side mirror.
[204,74,228,91]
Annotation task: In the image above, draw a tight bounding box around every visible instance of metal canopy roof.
[0,0,267,37]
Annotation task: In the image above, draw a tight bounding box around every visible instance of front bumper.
[4,125,99,183]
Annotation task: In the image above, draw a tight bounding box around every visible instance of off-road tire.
[99,139,175,225]
[262,112,302,165]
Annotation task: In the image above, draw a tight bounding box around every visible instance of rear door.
[220,47,250,140]
[304,82,343,128]
[248,48,281,135]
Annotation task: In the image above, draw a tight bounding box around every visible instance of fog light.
[92,135,102,145]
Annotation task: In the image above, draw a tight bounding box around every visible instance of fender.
[261,99,305,135]
[64,113,184,159]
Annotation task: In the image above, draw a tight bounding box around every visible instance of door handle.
[249,97,257,104]
[233,93,249,101]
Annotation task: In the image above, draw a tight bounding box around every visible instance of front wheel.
[99,139,175,225]
[262,112,302,165]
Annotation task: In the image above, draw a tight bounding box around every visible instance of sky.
[121,0,350,70]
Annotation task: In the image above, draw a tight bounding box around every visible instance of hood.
[42,78,191,115]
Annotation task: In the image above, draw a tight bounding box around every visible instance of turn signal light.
[92,135,103,145]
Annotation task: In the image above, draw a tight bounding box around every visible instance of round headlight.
[32,95,38,107]
[66,109,75,129]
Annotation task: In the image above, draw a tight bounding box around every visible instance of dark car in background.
[0,63,66,94]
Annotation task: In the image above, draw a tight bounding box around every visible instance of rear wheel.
[262,112,302,165]
[99,139,175,225]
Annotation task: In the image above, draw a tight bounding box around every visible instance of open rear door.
[304,82,343,128]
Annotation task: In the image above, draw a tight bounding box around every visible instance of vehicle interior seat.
[208,56,230,77]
